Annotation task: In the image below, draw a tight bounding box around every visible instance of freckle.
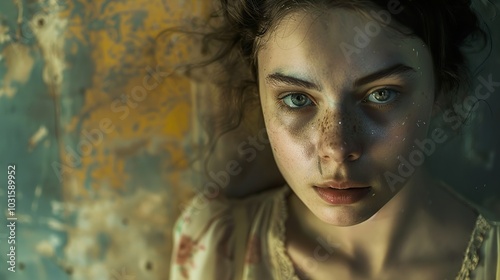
[145,260,153,271]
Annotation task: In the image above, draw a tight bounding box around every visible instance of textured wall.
[0,0,210,279]
[0,1,499,280]
[426,0,500,220]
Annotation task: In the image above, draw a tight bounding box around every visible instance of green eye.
[365,88,399,104]
[281,93,313,108]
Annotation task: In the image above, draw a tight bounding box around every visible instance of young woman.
[170,0,499,279]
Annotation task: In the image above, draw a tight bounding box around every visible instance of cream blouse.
[170,185,499,280]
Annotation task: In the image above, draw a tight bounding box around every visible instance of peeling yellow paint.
[47,218,68,231]
[0,43,34,98]
[28,126,49,151]
[44,1,209,278]
[0,24,11,44]
[61,188,175,279]
[30,4,68,90]
[36,240,56,258]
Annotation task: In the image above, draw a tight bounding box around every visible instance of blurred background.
[0,0,498,280]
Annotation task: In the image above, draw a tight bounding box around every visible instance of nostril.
[346,154,357,161]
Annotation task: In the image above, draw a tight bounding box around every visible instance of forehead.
[257,8,431,85]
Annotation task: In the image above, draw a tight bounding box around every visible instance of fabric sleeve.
[482,223,500,280]
[471,219,500,280]
[170,194,236,280]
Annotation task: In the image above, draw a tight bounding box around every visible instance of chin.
[314,204,380,227]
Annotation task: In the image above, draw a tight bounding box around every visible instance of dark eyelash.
[276,98,301,112]
[277,89,402,111]
[277,93,315,111]
[363,88,402,108]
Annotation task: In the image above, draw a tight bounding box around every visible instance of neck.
[287,167,455,275]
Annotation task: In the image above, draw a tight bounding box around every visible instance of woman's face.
[258,8,437,226]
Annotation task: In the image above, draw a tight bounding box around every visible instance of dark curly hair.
[163,0,488,177]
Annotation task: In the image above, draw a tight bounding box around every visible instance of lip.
[316,181,369,190]
[314,186,372,205]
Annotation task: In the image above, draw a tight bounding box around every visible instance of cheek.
[261,97,314,156]
[372,105,433,170]
[265,116,316,179]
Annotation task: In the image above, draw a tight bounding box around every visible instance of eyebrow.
[265,63,416,91]
[353,64,416,88]
[265,73,321,91]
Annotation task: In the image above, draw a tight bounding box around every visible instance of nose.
[317,111,362,163]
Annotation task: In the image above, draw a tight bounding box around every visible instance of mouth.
[316,180,369,190]
[313,186,372,205]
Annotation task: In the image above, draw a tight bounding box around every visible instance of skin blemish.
[145,260,153,271]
